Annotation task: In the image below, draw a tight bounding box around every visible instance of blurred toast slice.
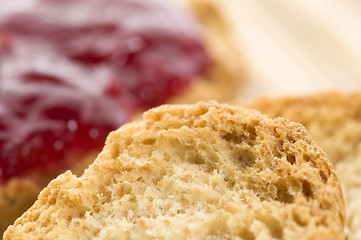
[248,92,361,239]
[170,0,245,103]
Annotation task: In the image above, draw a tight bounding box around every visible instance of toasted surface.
[248,92,361,239]
[4,102,345,240]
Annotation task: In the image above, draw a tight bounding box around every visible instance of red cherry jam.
[0,0,209,181]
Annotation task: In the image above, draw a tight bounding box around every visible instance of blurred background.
[221,0,361,100]
[0,0,360,238]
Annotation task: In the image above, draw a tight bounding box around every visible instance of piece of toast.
[4,102,345,239]
[169,0,245,103]
[0,0,244,234]
[248,92,361,239]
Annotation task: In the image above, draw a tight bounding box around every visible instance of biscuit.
[4,102,345,239]
[248,92,361,239]
[0,0,244,234]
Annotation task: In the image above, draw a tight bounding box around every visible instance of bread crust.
[0,0,244,234]
[248,92,361,240]
[4,102,345,239]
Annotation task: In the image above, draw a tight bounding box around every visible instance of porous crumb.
[249,92,361,240]
[4,101,345,240]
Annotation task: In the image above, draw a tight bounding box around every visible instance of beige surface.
[248,93,361,240]
[4,102,345,239]
[219,0,361,100]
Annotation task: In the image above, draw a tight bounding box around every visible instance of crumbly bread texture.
[0,0,244,235]
[248,92,361,240]
[0,151,98,235]
[4,102,345,240]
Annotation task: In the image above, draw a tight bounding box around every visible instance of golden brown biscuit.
[0,0,244,234]
[4,102,345,239]
[248,92,361,239]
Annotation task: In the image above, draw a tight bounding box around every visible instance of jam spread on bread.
[0,0,209,181]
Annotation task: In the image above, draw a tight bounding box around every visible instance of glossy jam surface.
[0,0,209,181]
